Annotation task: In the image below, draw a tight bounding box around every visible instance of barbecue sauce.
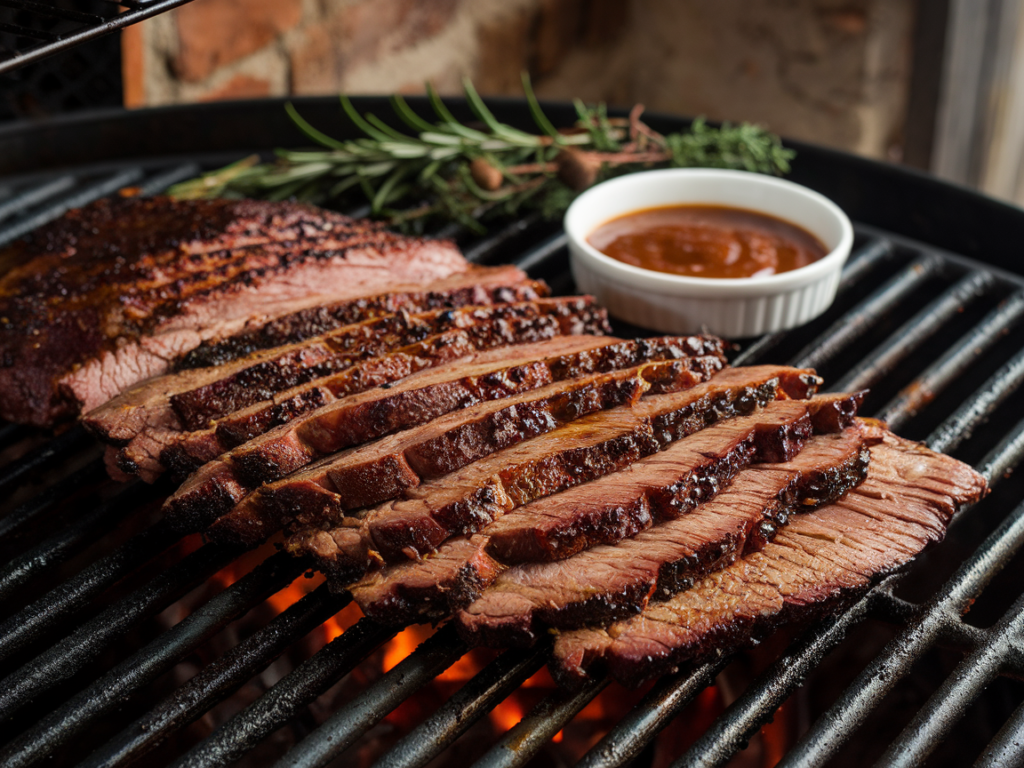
[588,205,827,279]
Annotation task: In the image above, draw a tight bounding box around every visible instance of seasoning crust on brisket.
[0,197,470,426]
[176,265,548,370]
[90,297,611,481]
[348,394,864,630]
[203,352,723,542]
[285,365,820,581]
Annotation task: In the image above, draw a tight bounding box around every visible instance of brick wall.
[123,0,913,159]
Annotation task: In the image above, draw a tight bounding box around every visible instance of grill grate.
[0,0,194,76]
[0,145,1022,768]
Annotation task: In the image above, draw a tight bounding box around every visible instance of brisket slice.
[161,332,700,479]
[483,392,865,564]
[0,196,469,426]
[170,298,609,432]
[163,335,619,520]
[85,296,607,445]
[96,297,610,481]
[551,430,988,688]
[455,421,875,646]
[205,355,723,544]
[348,394,862,628]
[176,266,547,370]
[122,329,481,482]
[286,365,821,581]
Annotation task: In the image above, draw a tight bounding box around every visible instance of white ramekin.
[564,168,854,337]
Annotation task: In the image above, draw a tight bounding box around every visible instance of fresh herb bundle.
[169,76,794,233]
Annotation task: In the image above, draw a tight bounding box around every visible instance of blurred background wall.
[2,0,1022,206]
[121,0,916,163]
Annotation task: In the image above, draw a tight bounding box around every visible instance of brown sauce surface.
[588,205,828,279]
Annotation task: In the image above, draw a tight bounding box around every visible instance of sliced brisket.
[176,265,547,369]
[286,365,820,581]
[203,352,723,542]
[90,297,610,480]
[551,430,987,688]
[162,335,719,479]
[456,420,875,645]
[349,394,863,628]
[0,197,469,426]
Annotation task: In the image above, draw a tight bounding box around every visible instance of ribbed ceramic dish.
[565,168,854,337]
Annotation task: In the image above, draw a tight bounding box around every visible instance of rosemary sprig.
[169,77,794,233]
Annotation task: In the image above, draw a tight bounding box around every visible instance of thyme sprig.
[169,76,794,233]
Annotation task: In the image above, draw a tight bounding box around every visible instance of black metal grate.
[0,0,194,77]
[0,153,1022,768]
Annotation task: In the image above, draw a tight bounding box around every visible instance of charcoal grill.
[0,97,1023,768]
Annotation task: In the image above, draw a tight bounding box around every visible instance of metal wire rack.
[0,0,194,75]
[0,99,1022,768]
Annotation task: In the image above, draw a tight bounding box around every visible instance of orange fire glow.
[219,551,797,766]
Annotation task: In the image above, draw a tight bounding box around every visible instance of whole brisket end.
[2,197,469,426]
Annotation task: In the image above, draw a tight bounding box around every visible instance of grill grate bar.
[81,585,349,768]
[0,0,196,75]
[577,659,729,768]
[831,270,997,393]
[0,479,158,604]
[867,592,1016,665]
[464,213,543,263]
[137,163,203,196]
[0,169,144,248]
[789,255,946,371]
[874,592,1024,768]
[513,231,569,273]
[974,698,1024,767]
[473,675,611,768]
[377,646,549,768]
[0,516,195,665]
[0,424,91,500]
[925,345,1024,455]
[173,617,396,768]
[878,290,1024,430]
[733,238,895,367]
[781,484,1024,764]
[0,542,239,721]
[280,624,469,768]
[0,455,105,541]
[977,415,1024,487]
[0,176,75,223]
[670,577,899,768]
[0,552,304,768]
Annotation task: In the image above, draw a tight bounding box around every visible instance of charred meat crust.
[285,366,818,581]
[176,271,550,370]
[351,395,864,631]
[202,353,724,543]
[169,297,611,433]
[165,335,726,478]
[0,197,470,426]
[549,431,988,689]
[99,298,612,482]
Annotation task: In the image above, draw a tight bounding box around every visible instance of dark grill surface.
[0,101,1024,768]
[0,0,195,75]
